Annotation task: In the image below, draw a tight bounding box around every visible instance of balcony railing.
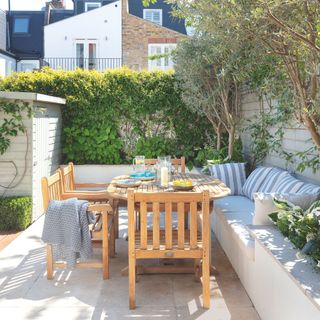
[43,57,122,71]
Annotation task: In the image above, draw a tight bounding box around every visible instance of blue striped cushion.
[259,167,287,193]
[208,163,246,195]
[242,166,274,200]
[298,182,320,195]
[273,173,305,193]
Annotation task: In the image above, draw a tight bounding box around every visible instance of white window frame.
[74,39,99,70]
[85,2,101,12]
[143,9,163,26]
[148,43,176,71]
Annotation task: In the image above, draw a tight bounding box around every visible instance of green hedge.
[0,197,32,231]
[0,68,213,166]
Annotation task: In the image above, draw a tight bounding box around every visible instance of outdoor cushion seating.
[208,162,246,195]
[211,166,320,262]
[213,196,255,260]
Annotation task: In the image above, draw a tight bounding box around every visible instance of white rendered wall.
[253,240,320,320]
[241,92,320,184]
[44,1,121,61]
[72,164,196,185]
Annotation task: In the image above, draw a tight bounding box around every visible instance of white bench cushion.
[213,196,255,260]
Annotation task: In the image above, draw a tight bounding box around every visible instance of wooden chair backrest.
[128,190,209,252]
[41,171,64,211]
[145,157,186,173]
[60,162,76,192]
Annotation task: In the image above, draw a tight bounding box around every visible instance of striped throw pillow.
[242,166,274,200]
[259,167,287,193]
[208,163,246,195]
[297,182,320,196]
[273,173,305,194]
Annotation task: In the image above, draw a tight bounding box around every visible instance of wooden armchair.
[60,162,119,239]
[127,190,210,309]
[41,170,114,280]
[145,157,186,173]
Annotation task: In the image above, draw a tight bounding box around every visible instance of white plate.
[114,179,141,188]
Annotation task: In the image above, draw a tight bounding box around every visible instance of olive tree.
[174,35,246,159]
[171,0,320,156]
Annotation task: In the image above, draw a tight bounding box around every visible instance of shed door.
[32,108,50,220]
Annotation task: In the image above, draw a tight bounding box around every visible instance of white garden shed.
[0,92,66,220]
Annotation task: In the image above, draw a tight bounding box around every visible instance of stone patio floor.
[0,208,260,320]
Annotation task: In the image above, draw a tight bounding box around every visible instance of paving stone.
[0,212,260,319]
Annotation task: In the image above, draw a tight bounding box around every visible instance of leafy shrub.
[269,199,320,264]
[0,197,32,231]
[197,139,244,173]
[0,68,212,165]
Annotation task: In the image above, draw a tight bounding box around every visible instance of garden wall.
[0,92,65,220]
[241,92,320,184]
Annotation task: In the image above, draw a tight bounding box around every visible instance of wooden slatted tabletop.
[107,173,230,201]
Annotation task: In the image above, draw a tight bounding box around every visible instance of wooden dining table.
[107,173,231,201]
[107,173,231,276]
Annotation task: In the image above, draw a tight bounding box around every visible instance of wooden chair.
[41,170,114,280]
[127,190,210,309]
[60,162,120,239]
[145,157,186,173]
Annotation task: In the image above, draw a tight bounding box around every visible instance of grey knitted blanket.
[41,198,95,267]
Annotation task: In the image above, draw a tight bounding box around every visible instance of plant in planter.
[269,199,320,264]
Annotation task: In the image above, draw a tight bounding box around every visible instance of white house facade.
[44,1,122,71]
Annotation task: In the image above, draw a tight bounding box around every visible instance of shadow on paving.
[0,208,259,320]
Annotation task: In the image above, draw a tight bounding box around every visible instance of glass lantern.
[156,156,171,187]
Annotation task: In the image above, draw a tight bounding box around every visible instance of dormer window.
[143,9,162,26]
[85,2,101,12]
[13,17,30,34]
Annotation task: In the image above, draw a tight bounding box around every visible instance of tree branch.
[265,8,320,53]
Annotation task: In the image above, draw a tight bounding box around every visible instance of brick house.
[122,0,187,71]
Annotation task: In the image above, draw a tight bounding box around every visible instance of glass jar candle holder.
[156,156,171,187]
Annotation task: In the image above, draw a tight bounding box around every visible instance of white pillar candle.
[160,166,169,187]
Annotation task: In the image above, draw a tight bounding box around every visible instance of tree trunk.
[302,112,320,153]
[216,122,222,150]
[227,125,236,160]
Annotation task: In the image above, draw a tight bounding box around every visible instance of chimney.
[51,0,65,8]
[44,1,65,26]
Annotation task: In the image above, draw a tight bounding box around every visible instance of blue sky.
[0,0,73,11]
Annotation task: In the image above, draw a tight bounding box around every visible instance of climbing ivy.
[0,100,32,155]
